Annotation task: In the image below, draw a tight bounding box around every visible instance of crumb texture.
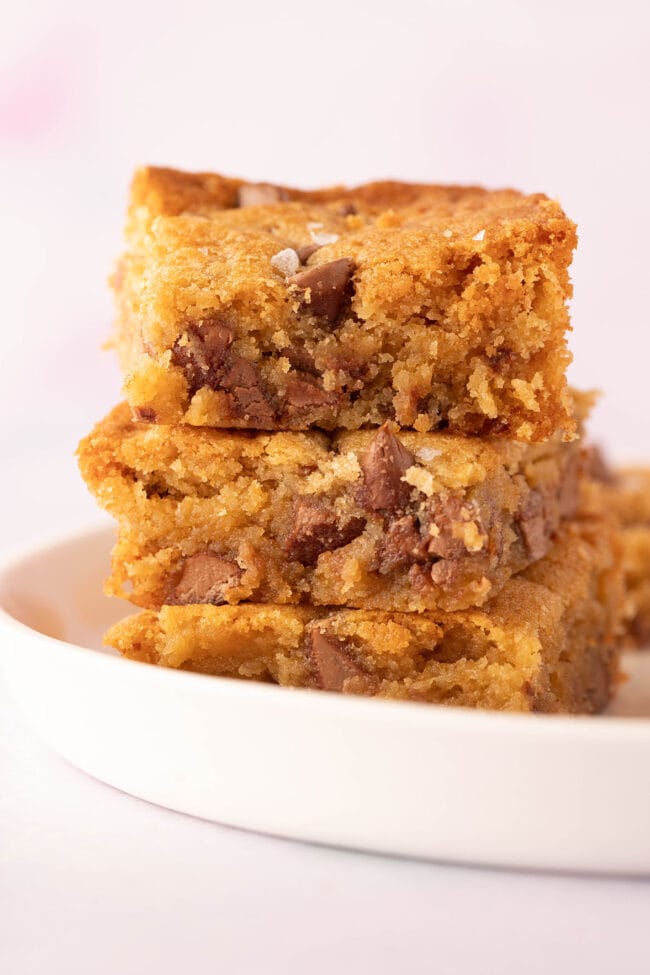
[79,403,586,613]
[604,465,650,646]
[113,166,577,440]
[106,514,622,713]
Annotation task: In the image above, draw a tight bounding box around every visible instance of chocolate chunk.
[428,559,463,587]
[281,344,319,375]
[288,258,355,325]
[376,515,428,572]
[134,406,158,423]
[169,553,242,605]
[376,495,480,574]
[171,317,234,395]
[408,559,463,591]
[516,489,549,561]
[338,202,357,216]
[308,629,369,692]
[284,377,338,411]
[420,495,474,561]
[322,352,369,382]
[237,183,289,207]
[359,424,414,512]
[284,497,365,565]
[296,242,322,263]
[220,358,276,426]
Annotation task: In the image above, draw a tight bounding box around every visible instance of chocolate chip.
[237,183,289,207]
[168,553,242,605]
[296,242,322,263]
[516,489,549,561]
[284,377,338,411]
[339,202,357,216]
[322,352,369,381]
[219,358,276,426]
[171,317,234,395]
[281,344,319,375]
[284,497,365,565]
[288,258,355,325]
[308,629,369,692]
[359,424,414,512]
[134,406,158,423]
[428,559,462,587]
[420,495,475,561]
[376,515,428,573]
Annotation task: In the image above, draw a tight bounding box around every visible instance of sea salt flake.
[442,229,453,238]
[472,229,486,242]
[271,248,300,276]
[310,231,339,246]
[416,446,441,463]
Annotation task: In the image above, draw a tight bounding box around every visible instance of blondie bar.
[78,403,586,614]
[113,167,577,440]
[608,467,650,645]
[105,515,622,713]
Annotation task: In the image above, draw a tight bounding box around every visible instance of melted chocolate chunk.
[168,553,242,605]
[284,498,365,565]
[133,406,158,423]
[288,258,355,325]
[308,629,369,692]
[359,424,414,512]
[171,318,234,395]
[281,344,319,375]
[420,495,473,561]
[296,242,322,263]
[376,515,428,572]
[219,358,276,426]
[284,377,338,411]
[516,489,549,561]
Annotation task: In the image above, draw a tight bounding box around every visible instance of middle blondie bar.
[79,402,584,614]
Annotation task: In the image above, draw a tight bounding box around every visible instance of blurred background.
[1,0,648,546]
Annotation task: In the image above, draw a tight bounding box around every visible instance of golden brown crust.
[105,513,622,714]
[115,166,577,440]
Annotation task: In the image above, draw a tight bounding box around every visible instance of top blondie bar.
[113,167,577,439]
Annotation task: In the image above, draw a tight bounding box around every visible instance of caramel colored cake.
[78,402,585,614]
[608,468,650,645]
[76,165,623,717]
[113,167,577,440]
[106,515,622,713]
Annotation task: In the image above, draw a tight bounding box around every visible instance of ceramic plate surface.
[2,527,650,874]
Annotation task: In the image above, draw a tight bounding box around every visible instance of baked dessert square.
[113,166,577,440]
[105,514,622,713]
[607,466,650,646]
[79,400,585,614]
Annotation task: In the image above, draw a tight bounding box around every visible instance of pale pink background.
[1,1,648,480]
[2,4,650,972]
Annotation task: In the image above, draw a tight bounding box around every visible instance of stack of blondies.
[78,167,623,712]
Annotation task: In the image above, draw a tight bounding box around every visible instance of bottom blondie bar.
[106,516,621,713]
[609,468,650,646]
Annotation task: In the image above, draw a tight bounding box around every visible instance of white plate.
[1,526,650,875]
